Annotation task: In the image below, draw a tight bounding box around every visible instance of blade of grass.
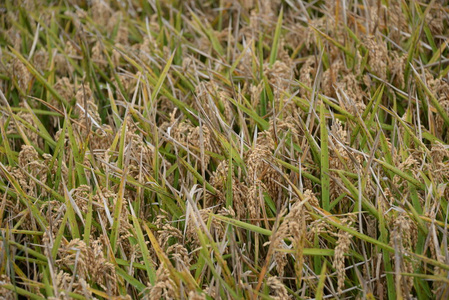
[320,101,330,211]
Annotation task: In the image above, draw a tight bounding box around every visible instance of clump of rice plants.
[1,0,449,299]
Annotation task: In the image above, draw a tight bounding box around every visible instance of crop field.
[1,0,449,299]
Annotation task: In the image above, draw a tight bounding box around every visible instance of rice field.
[1,0,449,299]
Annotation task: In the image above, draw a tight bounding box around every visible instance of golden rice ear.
[270,191,316,276]
[33,49,49,73]
[11,58,31,92]
[264,60,294,105]
[54,77,75,104]
[266,276,289,300]
[147,266,178,299]
[91,0,113,28]
[187,290,206,300]
[91,42,107,69]
[0,275,15,299]
[426,3,447,36]
[186,208,226,250]
[435,100,449,139]
[54,53,74,77]
[389,214,417,296]
[363,35,389,80]
[56,238,119,294]
[18,144,39,167]
[333,228,353,294]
